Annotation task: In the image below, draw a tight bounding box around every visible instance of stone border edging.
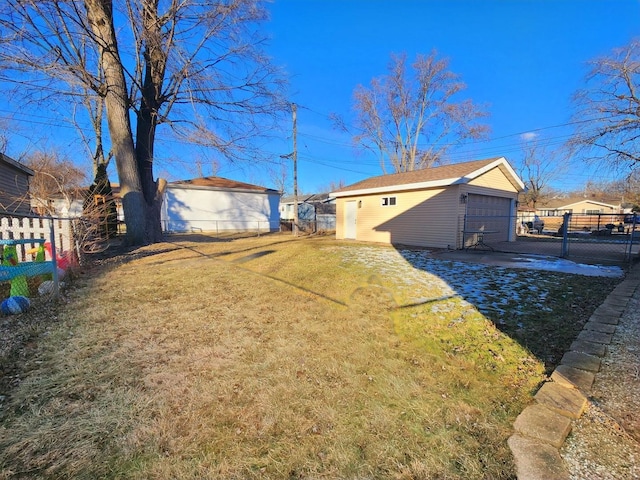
[508,265,640,480]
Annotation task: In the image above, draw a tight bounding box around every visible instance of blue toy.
[1,296,30,315]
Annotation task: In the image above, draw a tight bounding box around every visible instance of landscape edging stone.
[508,263,639,480]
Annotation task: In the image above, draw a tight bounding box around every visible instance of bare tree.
[268,159,288,195]
[0,0,286,245]
[350,52,489,174]
[570,39,640,170]
[573,174,640,208]
[317,179,345,194]
[25,151,87,215]
[517,137,568,208]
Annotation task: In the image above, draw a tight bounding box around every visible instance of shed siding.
[335,163,522,248]
[0,162,31,215]
[465,166,519,194]
[162,187,280,232]
[336,186,463,248]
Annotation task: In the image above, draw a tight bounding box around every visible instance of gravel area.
[560,287,640,479]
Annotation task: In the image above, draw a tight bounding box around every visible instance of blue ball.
[1,296,30,315]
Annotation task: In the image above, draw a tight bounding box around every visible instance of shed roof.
[170,176,278,193]
[331,157,523,197]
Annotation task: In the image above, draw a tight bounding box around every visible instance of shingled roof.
[331,157,523,196]
[170,176,278,193]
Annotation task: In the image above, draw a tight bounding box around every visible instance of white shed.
[161,176,280,233]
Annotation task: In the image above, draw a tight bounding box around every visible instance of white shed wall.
[162,187,280,233]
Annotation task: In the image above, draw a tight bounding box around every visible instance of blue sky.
[2,0,640,193]
[251,0,640,193]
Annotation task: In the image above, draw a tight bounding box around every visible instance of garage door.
[465,194,512,243]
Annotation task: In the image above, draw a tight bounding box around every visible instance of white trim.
[331,157,524,198]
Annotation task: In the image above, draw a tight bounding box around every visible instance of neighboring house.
[536,198,622,217]
[331,157,525,249]
[279,193,336,223]
[162,176,280,233]
[0,153,34,215]
[280,193,337,232]
[31,185,123,222]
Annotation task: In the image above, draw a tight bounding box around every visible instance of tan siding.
[335,165,521,248]
[467,166,519,194]
[567,200,617,214]
[337,186,463,248]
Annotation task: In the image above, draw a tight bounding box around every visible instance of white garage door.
[465,194,512,243]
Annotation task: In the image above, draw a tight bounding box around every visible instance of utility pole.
[292,103,298,237]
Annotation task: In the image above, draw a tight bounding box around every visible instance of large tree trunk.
[84,0,147,246]
[134,0,167,244]
[136,93,163,244]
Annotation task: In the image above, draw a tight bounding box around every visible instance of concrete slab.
[577,330,613,344]
[568,339,606,357]
[513,404,573,447]
[534,382,588,419]
[583,321,617,334]
[560,351,602,373]
[508,434,570,480]
[551,365,595,392]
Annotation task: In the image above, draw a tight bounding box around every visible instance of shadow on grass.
[394,247,622,373]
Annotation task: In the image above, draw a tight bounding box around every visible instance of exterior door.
[344,201,357,239]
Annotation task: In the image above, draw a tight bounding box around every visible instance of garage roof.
[331,157,524,197]
[170,176,279,193]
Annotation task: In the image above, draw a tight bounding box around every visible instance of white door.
[344,201,357,239]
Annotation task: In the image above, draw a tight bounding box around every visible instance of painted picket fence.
[0,215,74,262]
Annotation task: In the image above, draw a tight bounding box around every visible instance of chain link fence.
[498,212,640,265]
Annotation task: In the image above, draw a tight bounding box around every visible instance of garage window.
[381,196,397,207]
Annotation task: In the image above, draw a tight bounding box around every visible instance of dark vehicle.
[623,214,640,224]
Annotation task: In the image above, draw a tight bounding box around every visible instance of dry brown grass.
[0,234,600,479]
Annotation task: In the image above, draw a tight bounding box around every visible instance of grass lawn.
[0,234,621,479]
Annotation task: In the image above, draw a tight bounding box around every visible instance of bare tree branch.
[0,0,287,245]
[570,39,640,170]
[350,51,489,174]
[517,138,568,208]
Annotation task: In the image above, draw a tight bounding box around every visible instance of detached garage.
[331,157,525,249]
[161,176,280,234]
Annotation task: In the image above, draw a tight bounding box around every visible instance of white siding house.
[161,176,280,233]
